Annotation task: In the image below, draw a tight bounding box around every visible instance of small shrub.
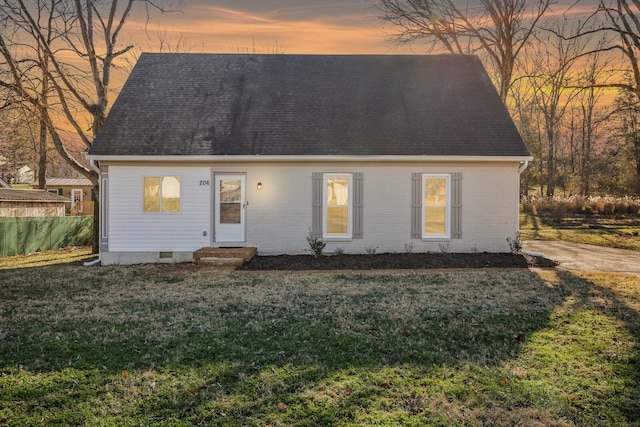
[365,246,378,255]
[603,202,616,215]
[404,242,415,254]
[506,232,522,254]
[334,247,345,256]
[567,196,583,213]
[628,200,640,215]
[306,230,326,257]
[520,197,534,214]
[615,200,630,215]
[593,199,606,214]
[438,242,451,254]
[471,244,480,254]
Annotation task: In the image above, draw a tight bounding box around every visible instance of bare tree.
[377,0,551,101]
[595,0,640,99]
[538,0,640,194]
[613,83,640,194]
[0,103,82,182]
[574,50,611,195]
[525,21,587,196]
[0,0,182,252]
[510,74,544,195]
[596,1,640,192]
[558,1,640,101]
[0,107,37,183]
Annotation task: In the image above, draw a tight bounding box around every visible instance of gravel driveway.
[523,240,640,276]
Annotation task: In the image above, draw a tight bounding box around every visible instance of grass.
[0,246,94,270]
[520,213,640,251]
[1,255,639,426]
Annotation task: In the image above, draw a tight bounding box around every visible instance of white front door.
[215,174,246,242]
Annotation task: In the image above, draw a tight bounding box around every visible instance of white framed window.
[144,176,181,213]
[323,173,353,239]
[422,174,451,239]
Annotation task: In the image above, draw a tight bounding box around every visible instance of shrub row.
[522,195,640,216]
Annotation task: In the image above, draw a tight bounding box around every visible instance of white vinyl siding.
[108,166,210,251]
[103,162,519,259]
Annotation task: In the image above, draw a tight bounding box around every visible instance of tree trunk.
[37,64,49,189]
[546,126,556,197]
[37,119,47,189]
[581,131,592,196]
[635,136,640,195]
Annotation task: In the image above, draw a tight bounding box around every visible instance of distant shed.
[0,189,69,217]
[34,177,94,215]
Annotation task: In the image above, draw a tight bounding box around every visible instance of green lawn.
[520,213,640,251]
[1,256,639,426]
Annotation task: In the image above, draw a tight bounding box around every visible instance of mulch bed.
[237,252,557,271]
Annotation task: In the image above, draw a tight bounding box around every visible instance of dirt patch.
[237,252,556,271]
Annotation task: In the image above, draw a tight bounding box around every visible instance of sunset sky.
[124,0,599,55]
[127,0,407,54]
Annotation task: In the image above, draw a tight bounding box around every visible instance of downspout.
[84,159,102,266]
[89,159,100,174]
[518,160,529,174]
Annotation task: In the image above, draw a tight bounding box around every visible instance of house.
[87,53,532,265]
[16,165,34,184]
[0,189,69,217]
[33,178,94,215]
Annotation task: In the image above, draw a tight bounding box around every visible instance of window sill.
[323,237,353,242]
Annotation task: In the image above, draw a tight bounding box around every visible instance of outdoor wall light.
[257,182,263,190]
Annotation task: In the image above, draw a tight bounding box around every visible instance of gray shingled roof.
[89,53,529,157]
[0,189,69,202]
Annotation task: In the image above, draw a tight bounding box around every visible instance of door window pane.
[220,179,241,223]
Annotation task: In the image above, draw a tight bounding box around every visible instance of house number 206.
[199,180,210,186]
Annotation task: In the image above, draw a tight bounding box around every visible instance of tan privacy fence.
[0,216,92,258]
